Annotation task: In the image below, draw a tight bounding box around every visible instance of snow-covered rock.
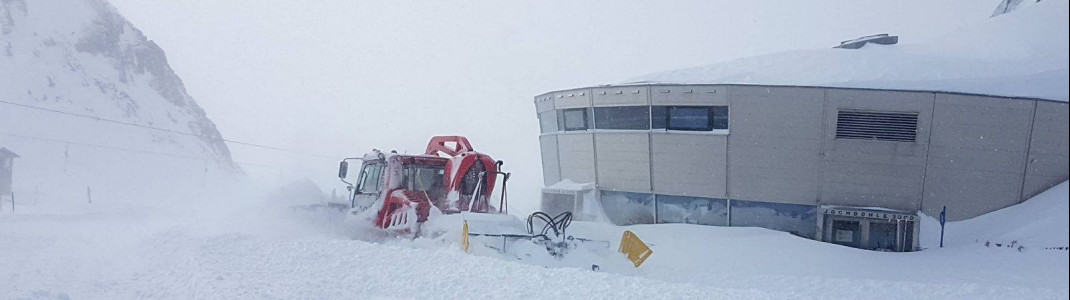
[0,0,239,203]
[629,0,1069,102]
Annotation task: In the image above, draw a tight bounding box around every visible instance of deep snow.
[1,182,1066,299]
[628,0,1070,102]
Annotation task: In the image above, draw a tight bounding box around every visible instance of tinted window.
[538,110,558,133]
[560,108,588,131]
[730,199,817,238]
[669,106,710,130]
[652,106,729,131]
[711,106,729,130]
[656,195,728,226]
[594,106,650,130]
[599,190,655,225]
[651,106,667,129]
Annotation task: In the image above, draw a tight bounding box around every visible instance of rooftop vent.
[834,34,898,49]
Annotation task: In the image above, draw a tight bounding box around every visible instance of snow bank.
[3,184,1067,299]
[921,181,1069,249]
[629,0,1070,101]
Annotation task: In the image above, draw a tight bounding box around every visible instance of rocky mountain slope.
[1,0,239,202]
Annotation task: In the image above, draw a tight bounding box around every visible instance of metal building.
[533,84,1069,251]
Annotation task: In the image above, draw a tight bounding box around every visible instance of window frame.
[593,105,651,130]
[357,162,385,194]
[404,164,446,193]
[560,108,590,132]
[652,105,730,133]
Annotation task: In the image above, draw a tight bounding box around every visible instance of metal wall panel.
[592,86,649,107]
[1022,101,1069,200]
[727,86,825,205]
[922,94,1035,221]
[539,135,561,185]
[535,93,555,113]
[535,84,1068,224]
[651,133,727,198]
[595,132,651,192]
[555,133,597,184]
[821,89,935,211]
[553,88,592,109]
[650,85,726,106]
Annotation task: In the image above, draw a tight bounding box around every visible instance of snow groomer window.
[560,108,590,131]
[594,106,650,130]
[652,106,729,131]
[358,163,384,193]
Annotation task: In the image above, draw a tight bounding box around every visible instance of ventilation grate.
[836,110,918,142]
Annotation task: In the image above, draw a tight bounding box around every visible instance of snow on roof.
[0,147,18,158]
[627,0,1069,102]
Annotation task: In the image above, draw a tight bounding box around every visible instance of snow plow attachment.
[461,211,651,268]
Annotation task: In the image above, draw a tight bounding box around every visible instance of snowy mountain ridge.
[628,0,1070,101]
[1,0,239,202]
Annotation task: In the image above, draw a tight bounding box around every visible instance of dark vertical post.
[87,186,92,204]
[939,205,947,248]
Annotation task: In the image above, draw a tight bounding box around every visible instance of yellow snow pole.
[461,220,471,253]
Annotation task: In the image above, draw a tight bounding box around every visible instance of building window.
[730,199,817,238]
[559,108,589,131]
[538,110,558,133]
[594,106,650,130]
[599,190,655,225]
[656,195,728,226]
[836,110,918,142]
[652,105,729,131]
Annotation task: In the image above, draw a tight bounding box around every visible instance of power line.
[0,131,321,173]
[0,99,336,159]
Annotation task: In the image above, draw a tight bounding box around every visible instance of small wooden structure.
[0,147,18,196]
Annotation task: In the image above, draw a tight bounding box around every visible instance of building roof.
[0,147,19,158]
[535,83,1065,105]
[625,0,1068,102]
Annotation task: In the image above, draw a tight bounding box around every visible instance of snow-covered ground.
[2,182,1066,299]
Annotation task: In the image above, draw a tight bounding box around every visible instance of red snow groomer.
[337,136,651,267]
[337,136,509,235]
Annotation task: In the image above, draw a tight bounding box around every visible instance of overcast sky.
[105,0,991,209]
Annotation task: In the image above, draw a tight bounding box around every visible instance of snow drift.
[628,0,1070,101]
[921,181,1069,249]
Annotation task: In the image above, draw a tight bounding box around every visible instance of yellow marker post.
[618,230,653,267]
[461,220,470,253]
